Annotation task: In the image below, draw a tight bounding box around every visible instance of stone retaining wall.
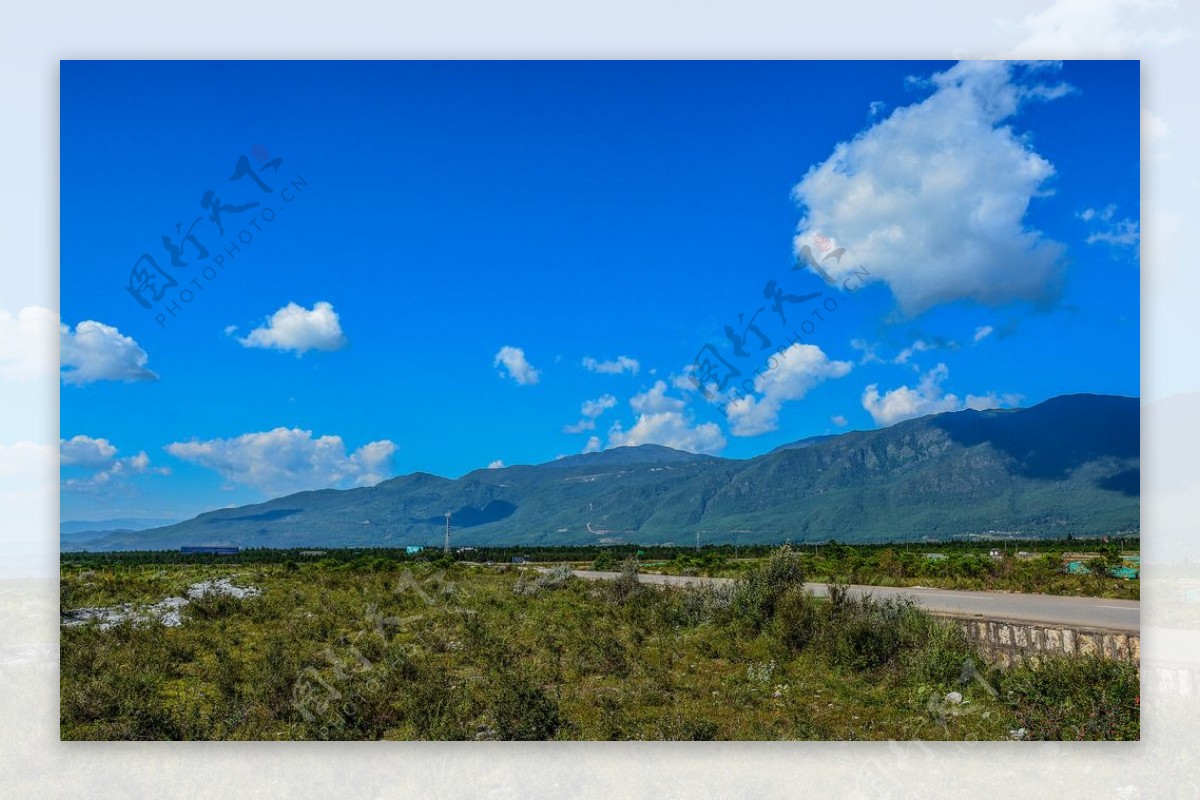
[940,615,1140,667]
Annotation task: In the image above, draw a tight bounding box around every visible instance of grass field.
[59,549,1139,741]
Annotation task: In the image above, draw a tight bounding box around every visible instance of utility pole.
[443,512,451,555]
[695,530,700,553]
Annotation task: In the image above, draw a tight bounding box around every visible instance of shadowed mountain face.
[931,394,1139,480]
[73,394,1140,551]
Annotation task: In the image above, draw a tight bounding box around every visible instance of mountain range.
[64,393,1140,551]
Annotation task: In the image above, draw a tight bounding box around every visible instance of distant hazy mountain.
[61,518,181,535]
[60,518,182,550]
[68,394,1139,551]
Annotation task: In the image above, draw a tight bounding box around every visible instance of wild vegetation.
[60,548,1138,741]
[638,539,1140,600]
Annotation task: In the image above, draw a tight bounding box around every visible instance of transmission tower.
[443,512,452,554]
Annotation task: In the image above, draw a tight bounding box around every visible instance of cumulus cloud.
[792,61,1069,316]
[672,371,700,392]
[487,460,505,469]
[165,427,396,496]
[724,344,853,437]
[60,435,117,468]
[973,325,995,343]
[831,415,849,427]
[60,320,158,385]
[60,434,166,489]
[0,306,57,382]
[237,301,348,355]
[582,355,640,375]
[861,364,1020,426]
[494,346,540,385]
[583,436,602,454]
[603,380,725,455]
[564,394,618,433]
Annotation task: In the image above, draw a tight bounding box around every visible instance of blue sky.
[60,60,1140,522]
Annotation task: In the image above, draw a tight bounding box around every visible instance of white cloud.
[60,435,117,468]
[0,441,54,478]
[563,394,618,433]
[894,337,959,367]
[487,460,504,469]
[849,338,884,365]
[893,339,933,365]
[0,306,57,382]
[237,301,347,355]
[630,381,685,415]
[1087,221,1140,247]
[725,344,853,437]
[604,380,726,455]
[60,320,158,385]
[966,391,1026,412]
[583,436,602,454]
[582,355,640,375]
[792,61,1068,316]
[831,415,849,427]
[862,364,962,426]
[1143,107,1170,162]
[973,325,995,343]
[494,345,540,385]
[60,434,166,490]
[1079,205,1139,248]
[672,371,699,392]
[1079,205,1116,223]
[861,363,1020,427]
[0,441,55,511]
[1007,0,1188,58]
[165,427,396,496]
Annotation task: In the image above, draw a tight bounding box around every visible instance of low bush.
[1001,654,1139,740]
[610,558,642,603]
[730,546,805,628]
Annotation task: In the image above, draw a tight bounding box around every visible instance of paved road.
[565,569,1140,632]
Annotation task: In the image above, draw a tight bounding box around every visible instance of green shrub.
[1002,654,1140,740]
[490,670,565,740]
[731,546,805,628]
[513,563,573,596]
[773,585,821,650]
[679,581,736,626]
[610,558,642,603]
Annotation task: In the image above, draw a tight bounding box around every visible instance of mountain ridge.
[68,393,1140,551]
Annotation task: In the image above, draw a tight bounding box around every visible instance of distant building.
[511,556,528,564]
[406,545,423,555]
[298,550,326,557]
[180,546,239,555]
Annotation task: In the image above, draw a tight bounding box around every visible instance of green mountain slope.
[76,394,1139,550]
